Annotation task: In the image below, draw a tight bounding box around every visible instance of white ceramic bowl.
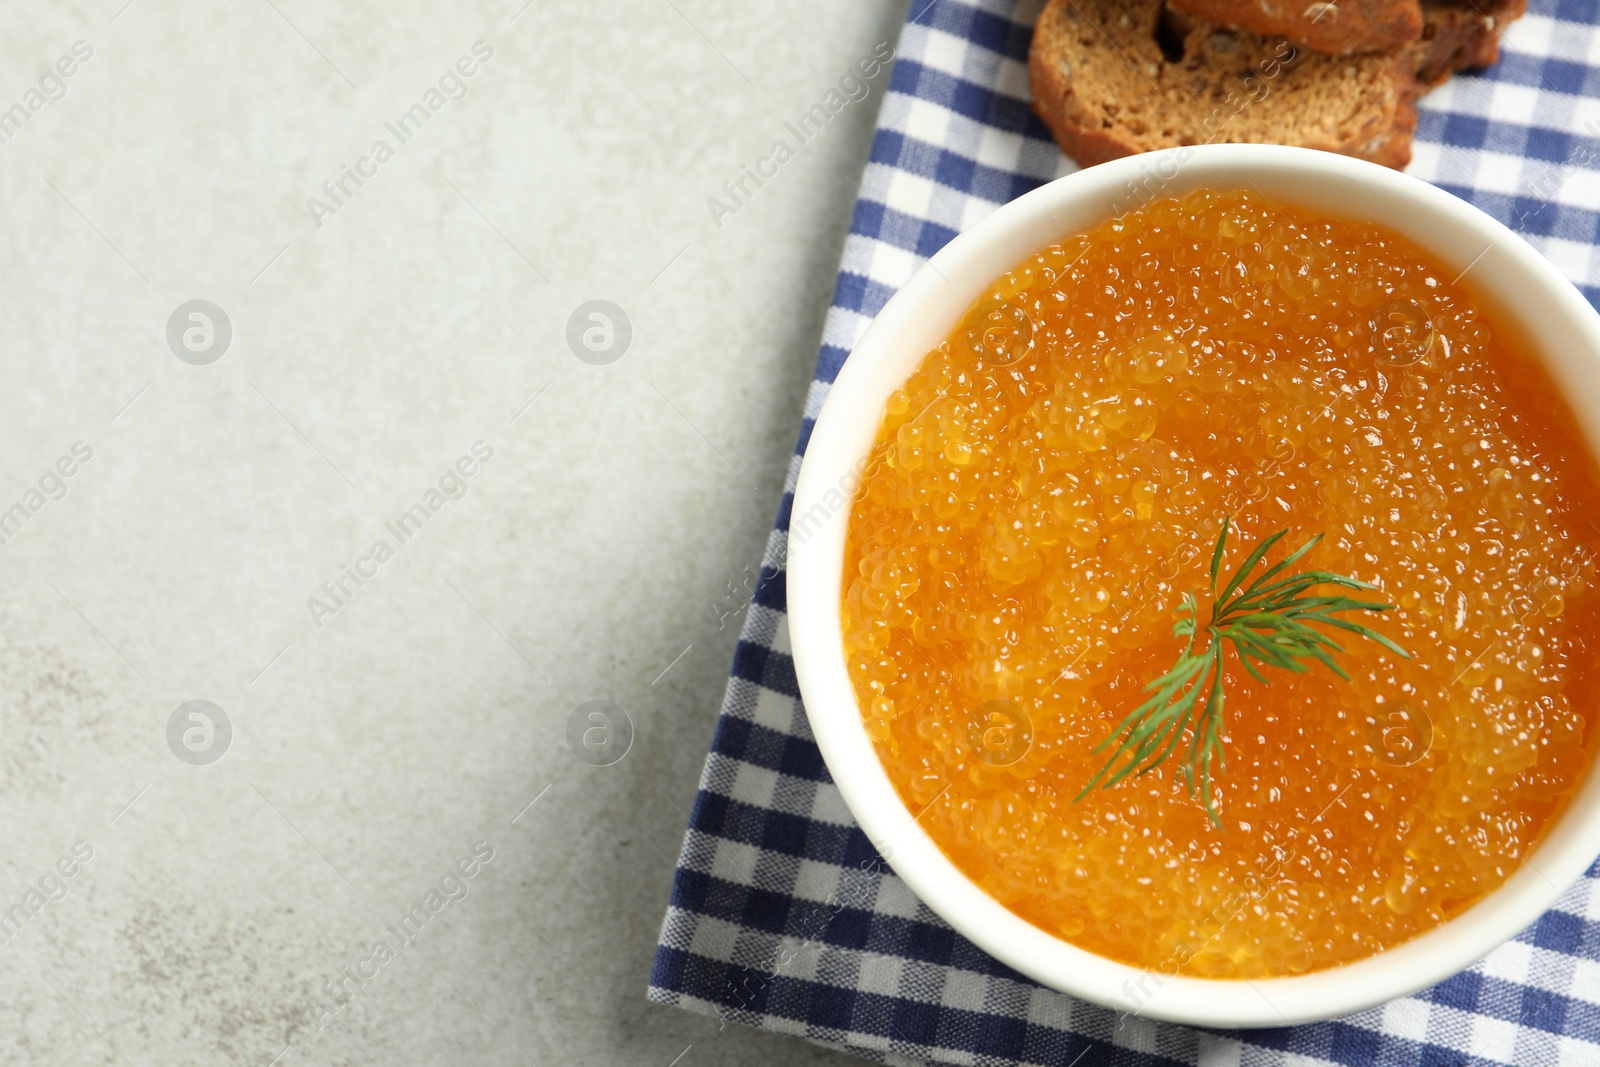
[786,143,1600,1028]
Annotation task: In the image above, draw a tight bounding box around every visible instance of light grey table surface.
[0,1,904,1063]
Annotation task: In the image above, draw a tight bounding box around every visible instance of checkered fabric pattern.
[647,2,1600,1064]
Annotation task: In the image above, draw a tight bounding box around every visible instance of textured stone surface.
[0,1,901,1063]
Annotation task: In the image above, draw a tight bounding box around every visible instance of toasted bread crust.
[1168,0,1423,55]
[1413,0,1525,87]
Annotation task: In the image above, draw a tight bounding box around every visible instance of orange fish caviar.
[841,188,1600,978]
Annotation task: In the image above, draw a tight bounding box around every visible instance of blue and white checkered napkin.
[648,2,1600,1063]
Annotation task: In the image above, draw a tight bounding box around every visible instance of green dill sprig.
[1077,517,1409,829]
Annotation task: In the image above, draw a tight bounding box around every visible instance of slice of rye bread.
[1028,0,1521,170]
[1166,0,1423,55]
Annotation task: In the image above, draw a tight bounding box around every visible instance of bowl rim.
[786,143,1600,1028]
